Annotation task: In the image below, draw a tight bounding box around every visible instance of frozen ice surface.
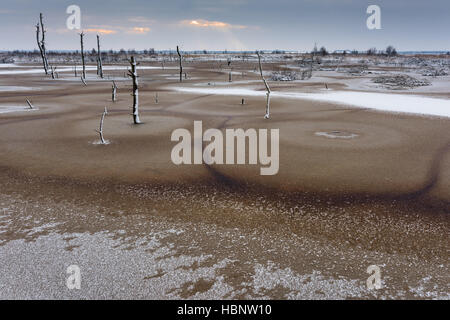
[174,87,450,118]
[0,105,37,114]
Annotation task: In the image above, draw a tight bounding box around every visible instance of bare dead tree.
[111,81,117,102]
[228,58,232,82]
[50,65,56,79]
[308,43,316,79]
[95,107,108,144]
[74,64,77,77]
[81,76,87,86]
[35,13,49,74]
[257,52,271,119]
[80,32,86,79]
[177,46,183,82]
[97,35,104,78]
[335,56,343,72]
[155,92,159,104]
[128,56,141,124]
[26,99,34,109]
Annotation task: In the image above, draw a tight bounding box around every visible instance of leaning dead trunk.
[128,56,141,124]
[228,58,232,82]
[96,35,103,78]
[111,81,117,102]
[80,32,86,79]
[95,107,108,144]
[177,46,183,82]
[257,52,271,119]
[50,65,56,79]
[36,13,49,75]
[26,99,34,109]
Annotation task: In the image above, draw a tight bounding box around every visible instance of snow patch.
[91,140,111,145]
[0,86,40,92]
[173,87,450,118]
[0,105,38,114]
[315,131,359,139]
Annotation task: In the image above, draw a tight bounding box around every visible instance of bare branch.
[257,52,271,119]
[177,45,183,82]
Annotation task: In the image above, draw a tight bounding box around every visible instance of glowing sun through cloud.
[84,28,117,35]
[128,27,151,34]
[182,19,246,29]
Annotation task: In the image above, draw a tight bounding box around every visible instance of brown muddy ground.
[0,61,448,299]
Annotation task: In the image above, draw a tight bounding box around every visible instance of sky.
[1,0,449,52]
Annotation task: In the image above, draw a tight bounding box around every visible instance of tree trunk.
[257,52,271,119]
[177,46,183,82]
[128,56,141,124]
[50,65,55,79]
[112,81,117,102]
[96,107,108,144]
[80,32,86,79]
[36,13,49,75]
[97,35,103,78]
[26,99,34,109]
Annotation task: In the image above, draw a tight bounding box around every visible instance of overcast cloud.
[1,0,449,51]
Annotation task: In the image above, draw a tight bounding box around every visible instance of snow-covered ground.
[0,105,37,114]
[173,87,450,118]
[0,86,41,92]
[0,65,174,75]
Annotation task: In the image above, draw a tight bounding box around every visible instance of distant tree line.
[314,45,398,57]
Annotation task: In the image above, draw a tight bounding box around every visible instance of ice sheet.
[173,87,450,118]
